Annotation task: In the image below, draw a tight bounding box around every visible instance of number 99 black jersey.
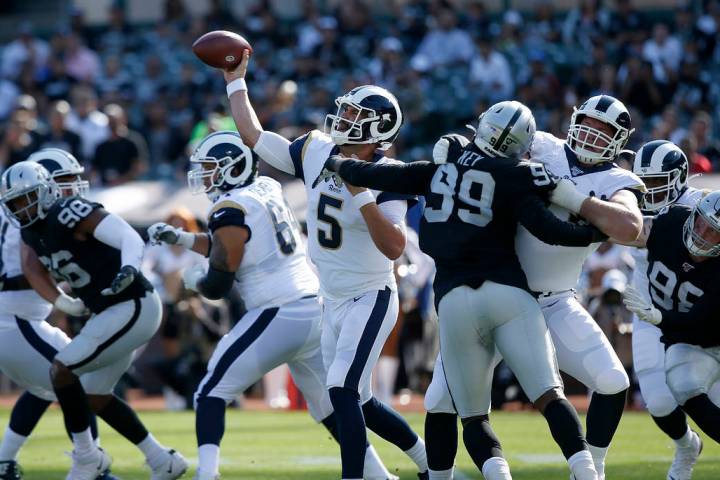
[646,205,720,347]
[21,196,149,313]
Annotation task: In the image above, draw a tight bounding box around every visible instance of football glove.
[147,223,194,248]
[550,178,589,214]
[54,292,88,316]
[432,134,470,164]
[622,285,662,325]
[101,265,137,296]
[182,264,207,292]
[312,156,345,189]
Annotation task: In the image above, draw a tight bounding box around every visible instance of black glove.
[312,155,345,188]
[101,265,137,296]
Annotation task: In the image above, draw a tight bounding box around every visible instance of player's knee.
[424,381,456,414]
[594,367,629,395]
[533,387,565,414]
[643,391,678,417]
[50,360,75,387]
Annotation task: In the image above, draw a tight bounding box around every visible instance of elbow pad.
[198,266,235,300]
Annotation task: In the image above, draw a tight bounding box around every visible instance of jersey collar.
[563,144,615,177]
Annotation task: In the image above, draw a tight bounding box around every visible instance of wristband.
[352,190,375,210]
[176,230,195,249]
[226,78,247,97]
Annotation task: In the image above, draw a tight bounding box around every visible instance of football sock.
[138,433,168,468]
[425,412,458,472]
[322,413,392,480]
[674,427,694,448]
[362,396,418,451]
[54,380,91,435]
[198,444,220,476]
[329,387,366,479]
[321,412,341,442]
[568,450,597,480]
[8,392,50,436]
[651,407,688,441]
[588,445,607,479]
[586,390,626,448]
[542,398,588,459]
[196,396,227,447]
[96,395,149,444]
[428,467,454,480]
[0,428,26,462]
[481,456,511,480]
[403,438,429,472]
[461,415,502,471]
[682,394,720,443]
[71,428,95,457]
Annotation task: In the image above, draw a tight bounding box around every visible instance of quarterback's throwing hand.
[101,265,137,296]
[622,285,662,325]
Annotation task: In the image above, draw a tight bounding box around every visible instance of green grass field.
[7,408,720,479]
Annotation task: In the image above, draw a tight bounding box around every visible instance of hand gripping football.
[192,30,253,70]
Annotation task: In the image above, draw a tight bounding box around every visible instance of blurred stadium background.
[0,0,720,477]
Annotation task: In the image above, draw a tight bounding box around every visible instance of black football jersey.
[330,143,601,304]
[21,196,149,313]
[646,205,720,347]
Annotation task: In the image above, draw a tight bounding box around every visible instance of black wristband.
[198,265,235,300]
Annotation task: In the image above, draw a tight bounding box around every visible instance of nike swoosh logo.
[353,296,362,302]
[214,211,226,218]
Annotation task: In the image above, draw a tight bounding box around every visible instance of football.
[192,30,253,70]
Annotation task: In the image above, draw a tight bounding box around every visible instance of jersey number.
[424,164,495,227]
[266,199,299,255]
[648,260,704,312]
[58,200,93,228]
[39,250,91,289]
[317,194,343,249]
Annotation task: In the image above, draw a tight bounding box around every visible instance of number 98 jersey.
[207,176,318,311]
[21,196,148,313]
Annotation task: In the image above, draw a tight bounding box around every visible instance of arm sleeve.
[516,195,606,246]
[253,130,295,176]
[198,266,235,300]
[93,213,144,269]
[330,158,437,195]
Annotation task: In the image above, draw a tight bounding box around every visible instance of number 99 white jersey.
[516,131,645,292]
[0,208,52,323]
[208,176,318,311]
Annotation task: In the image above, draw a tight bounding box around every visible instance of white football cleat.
[150,449,189,480]
[667,430,702,480]
[66,447,112,480]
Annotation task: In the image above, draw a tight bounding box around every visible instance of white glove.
[147,223,194,248]
[54,292,88,316]
[550,179,589,214]
[622,285,662,325]
[182,264,207,292]
[432,137,450,164]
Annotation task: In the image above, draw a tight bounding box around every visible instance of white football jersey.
[208,177,318,311]
[631,187,706,302]
[516,131,645,292]
[0,209,53,323]
[290,130,413,300]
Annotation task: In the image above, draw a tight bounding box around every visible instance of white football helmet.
[0,161,59,227]
[27,148,89,197]
[473,100,536,158]
[567,95,634,165]
[325,85,403,150]
[684,190,720,257]
[188,131,257,201]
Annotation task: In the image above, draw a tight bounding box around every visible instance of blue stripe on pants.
[197,307,279,399]
[16,317,57,362]
[343,287,391,390]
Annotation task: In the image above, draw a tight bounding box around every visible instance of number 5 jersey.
[206,176,318,310]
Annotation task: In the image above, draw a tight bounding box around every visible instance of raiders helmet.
[684,190,720,257]
[567,95,634,165]
[27,148,89,197]
[473,100,536,158]
[0,161,60,227]
[633,140,688,213]
[325,85,403,150]
[188,131,257,200]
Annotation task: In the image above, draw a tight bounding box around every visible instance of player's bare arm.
[346,182,406,261]
[610,216,653,248]
[578,189,643,242]
[188,225,247,300]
